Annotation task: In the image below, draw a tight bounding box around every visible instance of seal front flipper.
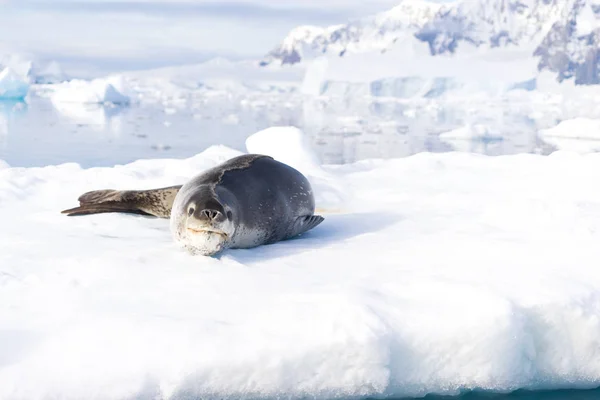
[286,215,325,239]
[61,186,182,218]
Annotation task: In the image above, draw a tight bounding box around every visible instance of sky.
[0,0,449,76]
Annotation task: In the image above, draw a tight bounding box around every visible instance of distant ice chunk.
[539,118,600,153]
[51,101,125,131]
[50,75,127,129]
[31,61,67,84]
[222,114,240,125]
[0,67,30,100]
[51,75,131,105]
[245,126,321,174]
[440,124,503,152]
[0,54,67,84]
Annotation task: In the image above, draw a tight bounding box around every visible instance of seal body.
[62,154,324,256]
[170,154,323,255]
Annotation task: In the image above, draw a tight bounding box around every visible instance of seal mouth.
[186,227,228,239]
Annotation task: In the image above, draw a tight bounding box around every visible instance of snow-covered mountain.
[262,0,600,85]
[534,0,600,84]
[260,0,444,66]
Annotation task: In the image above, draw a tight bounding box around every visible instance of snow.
[263,0,572,67]
[3,131,600,398]
[575,2,597,37]
[51,75,131,105]
[539,118,600,153]
[263,0,446,65]
[4,1,600,394]
[0,68,29,100]
[245,126,321,175]
[385,0,444,22]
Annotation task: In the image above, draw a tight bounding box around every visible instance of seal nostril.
[227,211,232,220]
[201,209,222,221]
[188,207,195,217]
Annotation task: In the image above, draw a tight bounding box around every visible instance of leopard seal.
[61,154,324,256]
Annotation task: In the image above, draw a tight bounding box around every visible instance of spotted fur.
[61,155,269,218]
[61,186,181,218]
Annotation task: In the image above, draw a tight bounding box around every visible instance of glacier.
[3,128,600,399]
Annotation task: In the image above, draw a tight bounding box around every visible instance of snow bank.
[3,147,600,399]
[245,126,321,175]
[0,67,29,100]
[51,75,131,105]
[539,118,600,153]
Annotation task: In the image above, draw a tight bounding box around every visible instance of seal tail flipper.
[287,215,325,239]
[61,186,182,218]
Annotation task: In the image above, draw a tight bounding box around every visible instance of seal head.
[170,184,236,256]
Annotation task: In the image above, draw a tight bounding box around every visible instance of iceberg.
[51,75,131,105]
[30,60,67,84]
[539,118,600,153]
[0,67,29,100]
[0,54,67,84]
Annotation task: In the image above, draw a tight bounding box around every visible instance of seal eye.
[227,211,232,220]
[188,206,195,217]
